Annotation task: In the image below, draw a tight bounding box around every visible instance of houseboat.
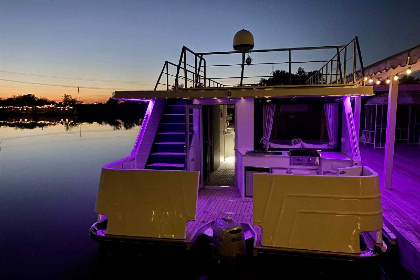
[90,31,386,260]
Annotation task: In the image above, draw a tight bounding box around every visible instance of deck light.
[406,67,412,75]
[364,77,368,81]
[393,76,399,81]
[386,79,391,84]
[376,80,380,85]
[368,79,373,83]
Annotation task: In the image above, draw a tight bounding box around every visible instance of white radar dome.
[233,29,254,51]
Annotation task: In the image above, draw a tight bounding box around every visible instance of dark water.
[0,122,409,279]
[0,122,140,279]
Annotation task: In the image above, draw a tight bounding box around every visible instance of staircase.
[145,100,193,170]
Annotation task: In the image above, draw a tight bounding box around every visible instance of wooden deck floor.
[360,144,420,276]
[185,147,420,276]
[186,187,253,241]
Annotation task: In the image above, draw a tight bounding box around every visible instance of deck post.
[288,50,292,85]
[166,62,169,91]
[203,59,206,87]
[384,79,399,189]
[343,47,347,84]
[240,52,246,86]
[184,48,187,88]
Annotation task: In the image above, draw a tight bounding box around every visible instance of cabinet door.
[271,168,288,174]
[289,168,318,175]
[245,171,256,197]
[245,167,270,197]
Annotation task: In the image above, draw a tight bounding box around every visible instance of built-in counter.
[237,150,354,197]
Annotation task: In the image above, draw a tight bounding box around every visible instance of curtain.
[261,104,276,151]
[325,103,338,148]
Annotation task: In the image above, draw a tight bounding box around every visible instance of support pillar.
[384,79,399,189]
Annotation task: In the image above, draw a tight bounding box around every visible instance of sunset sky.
[1,0,419,103]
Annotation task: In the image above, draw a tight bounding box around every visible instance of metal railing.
[154,46,226,91]
[305,37,365,85]
[154,37,366,90]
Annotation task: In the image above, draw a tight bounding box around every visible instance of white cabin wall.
[188,108,202,175]
[235,98,254,197]
[235,99,254,151]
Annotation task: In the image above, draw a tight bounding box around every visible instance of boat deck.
[360,144,420,276]
[186,187,255,241]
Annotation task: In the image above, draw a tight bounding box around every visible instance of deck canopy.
[362,44,420,81]
[366,90,420,105]
[114,84,373,100]
[357,43,420,191]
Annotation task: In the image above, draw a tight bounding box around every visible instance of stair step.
[164,105,186,114]
[159,123,192,132]
[148,163,184,167]
[160,123,185,125]
[165,99,192,105]
[158,132,185,135]
[146,163,185,170]
[161,113,193,123]
[151,152,186,156]
[156,131,191,142]
[163,114,191,116]
[154,142,184,145]
[151,142,185,153]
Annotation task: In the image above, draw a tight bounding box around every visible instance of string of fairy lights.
[363,66,413,85]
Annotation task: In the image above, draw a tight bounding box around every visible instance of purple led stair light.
[130,99,155,158]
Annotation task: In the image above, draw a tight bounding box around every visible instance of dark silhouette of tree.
[106,97,119,106]
[171,83,184,91]
[62,94,78,106]
[259,67,317,86]
[0,94,56,106]
[1,94,146,130]
[399,75,420,84]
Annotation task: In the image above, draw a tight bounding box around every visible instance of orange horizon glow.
[0,83,154,103]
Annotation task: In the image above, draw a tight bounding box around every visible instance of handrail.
[155,46,225,91]
[154,38,366,90]
[305,37,365,85]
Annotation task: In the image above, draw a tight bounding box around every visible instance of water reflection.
[0,116,142,131]
[0,121,141,279]
[0,100,147,131]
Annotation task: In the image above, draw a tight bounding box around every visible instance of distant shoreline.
[0,102,147,130]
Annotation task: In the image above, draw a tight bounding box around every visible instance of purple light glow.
[116,98,154,103]
[130,99,154,158]
[244,229,253,240]
[103,156,133,169]
[203,228,213,237]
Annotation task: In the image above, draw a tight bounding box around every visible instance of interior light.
[224,156,235,163]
